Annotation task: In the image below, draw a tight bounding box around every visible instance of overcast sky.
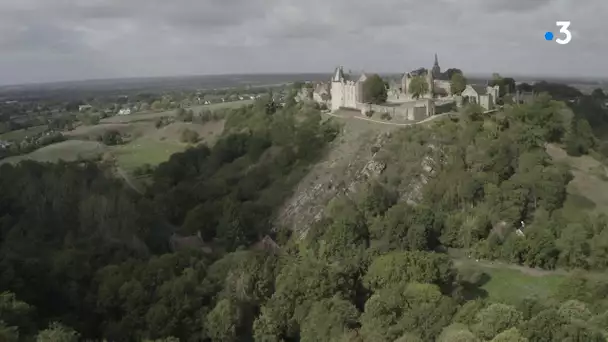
[0,0,605,85]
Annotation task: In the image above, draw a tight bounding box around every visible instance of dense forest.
[2,90,608,341]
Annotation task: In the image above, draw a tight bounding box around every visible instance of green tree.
[0,292,34,336]
[35,323,79,342]
[394,333,423,342]
[299,297,359,342]
[564,119,596,156]
[360,283,456,341]
[409,76,429,99]
[364,251,454,291]
[444,68,464,80]
[591,88,606,100]
[491,328,528,342]
[450,72,467,95]
[556,224,590,268]
[437,324,480,342]
[0,321,19,342]
[176,109,194,122]
[522,309,564,342]
[101,129,123,146]
[205,299,242,342]
[362,74,388,104]
[180,129,200,144]
[473,303,524,340]
[558,300,592,323]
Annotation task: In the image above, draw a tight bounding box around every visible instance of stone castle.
[320,54,500,121]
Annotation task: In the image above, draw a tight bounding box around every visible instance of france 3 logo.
[544,21,572,45]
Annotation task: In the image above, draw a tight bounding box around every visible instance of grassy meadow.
[0,125,48,141]
[455,259,567,305]
[0,140,107,165]
[546,143,608,214]
[1,101,239,172]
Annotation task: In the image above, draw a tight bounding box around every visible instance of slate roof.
[470,85,488,95]
[332,67,346,82]
[408,68,429,77]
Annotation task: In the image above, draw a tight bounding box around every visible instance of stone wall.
[358,98,435,121]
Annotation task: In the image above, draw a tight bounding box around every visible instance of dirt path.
[452,257,568,277]
[116,166,144,195]
[452,254,608,281]
[324,111,452,126]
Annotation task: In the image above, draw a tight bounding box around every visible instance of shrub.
[181,129,200,144]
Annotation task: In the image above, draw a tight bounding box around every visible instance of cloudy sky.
[0,0,605,85]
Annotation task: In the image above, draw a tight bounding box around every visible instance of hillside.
[546,143,608,214]
[277,112,396,236]
[3,96,608,341]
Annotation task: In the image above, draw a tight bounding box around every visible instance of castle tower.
[431,53,441,79]
[332,66,346,83]
[331,66,346,112]
[356,73,368,103]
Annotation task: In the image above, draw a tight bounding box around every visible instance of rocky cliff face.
[275,123,392,238]
[275,118,442,238]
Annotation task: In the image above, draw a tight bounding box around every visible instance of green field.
[0,140,107,165]
[111,138,186,171]
[477,267,564,305]
[0,125,48,141]
[455,260,567,305]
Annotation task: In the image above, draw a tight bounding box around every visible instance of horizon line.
[0,71,605,89]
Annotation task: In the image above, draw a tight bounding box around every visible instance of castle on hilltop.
[331,54,456,112]
[301,54,500,121]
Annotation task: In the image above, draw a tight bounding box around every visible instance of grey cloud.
[482,0,555,12]
[0,0,606,85]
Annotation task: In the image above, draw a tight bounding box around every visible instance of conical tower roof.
[332,66,346,82]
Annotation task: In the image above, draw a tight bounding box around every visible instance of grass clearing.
[1,120,225,176]
[546,143,608,214]
[0,140,106,165]
[65,122,156,140]
[454,258,567,305]
[111,138,185,171]
[111,121,225,172]
[0,125,48,141]
[476,266,564,305]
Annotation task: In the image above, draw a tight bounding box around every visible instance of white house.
[79,105,92,112]
[461,84,500,111]
[118,108,132,115]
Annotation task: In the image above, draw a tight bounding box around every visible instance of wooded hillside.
[2,93,608,341]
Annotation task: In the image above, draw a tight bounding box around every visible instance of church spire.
[431,53,441,78]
